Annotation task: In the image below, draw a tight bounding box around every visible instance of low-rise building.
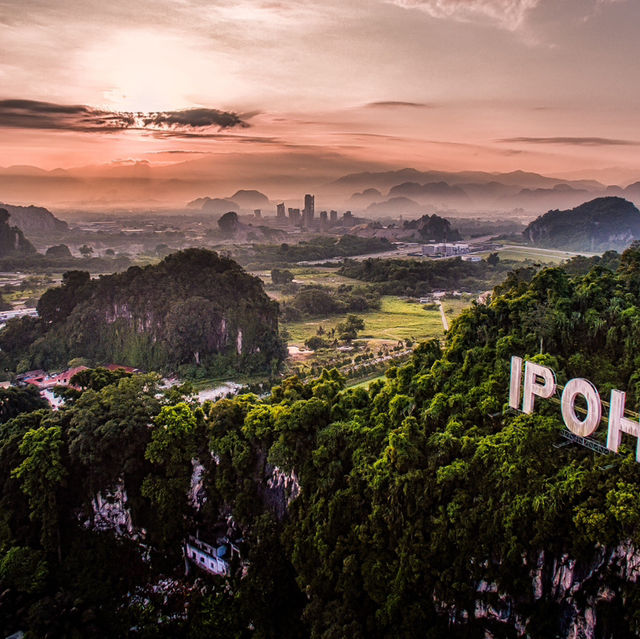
[422,243,470,257]
[184,535,240,577]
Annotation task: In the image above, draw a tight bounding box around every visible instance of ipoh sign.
[509,356,640,462]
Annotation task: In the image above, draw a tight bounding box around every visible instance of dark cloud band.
[0,99,249,135]
[499,136,639,146]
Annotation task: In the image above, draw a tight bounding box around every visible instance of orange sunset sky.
[1,0,639,195]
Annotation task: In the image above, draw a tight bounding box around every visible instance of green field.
[494,245,590,264]
[441,297,474,321]
[284,296,446,346]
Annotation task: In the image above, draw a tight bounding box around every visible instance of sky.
[1,0,640,191]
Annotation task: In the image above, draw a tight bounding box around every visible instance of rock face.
[460,544,640,638]
[85,480,137,538]
[0,208,36,256]
[0,202,68,233]
[523,197,640,251]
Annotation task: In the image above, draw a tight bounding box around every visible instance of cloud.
[0,99,249,136]
[499,136,639,146]
[386,0,540,30]
[365,101,433,108]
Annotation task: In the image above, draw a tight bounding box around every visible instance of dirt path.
[438,301,449,331]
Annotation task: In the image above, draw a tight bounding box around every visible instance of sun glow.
[81,29,233,113]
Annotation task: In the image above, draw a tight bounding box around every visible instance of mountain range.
[1,160,639,218]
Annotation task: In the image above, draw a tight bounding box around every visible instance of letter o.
[561,378,601,437]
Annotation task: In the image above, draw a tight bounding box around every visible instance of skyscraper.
[276,202,285,218]
[303,194,315,227]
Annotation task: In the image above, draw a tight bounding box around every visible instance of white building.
[184,535,234,577]
[422,243,470,257]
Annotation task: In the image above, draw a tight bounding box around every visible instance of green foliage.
[5,246,640,636]
[524,197,640,251]
[340,256,512,296]
[0,385,48,423]
[1,249,285,376]
[336,314,365,342]
[0,545,48,593]
[236,235,392,267]
[282,284,381,321]
[12,425,67,556]
[271,268,294,285]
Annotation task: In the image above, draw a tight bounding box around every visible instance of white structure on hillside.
[185,535,239,577]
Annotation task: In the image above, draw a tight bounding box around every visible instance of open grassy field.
[494,244,591,264]
[441,297,474,322]
[284,296,445,347]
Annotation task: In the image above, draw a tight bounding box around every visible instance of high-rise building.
[276,202,286,218]
[254,209,262,218]
[320,210,328,227]
[330,210,338,224]
[289,208,301,224]
[303,194,315,227]
[343,210,354,227]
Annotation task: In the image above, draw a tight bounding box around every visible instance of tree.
[217,211,239,235]
[337,314,365,342]
[79,245,94,258]
[305,335,328,350]
[486,252,500,266]
[0,386,48,423]
[271,268,294,285]
[45,244,72,258]
[142,403,202,546]
[12,425,67,560]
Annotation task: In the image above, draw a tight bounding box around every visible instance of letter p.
[522,361,556,414]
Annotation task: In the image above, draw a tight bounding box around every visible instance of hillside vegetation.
[0,249,284,375]
[3,248,640,636]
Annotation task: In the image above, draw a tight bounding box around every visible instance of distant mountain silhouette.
[228,189,271,210]
[388,181,469,204]
[365,197,423,215]
[523,197,640,251]
[350,188,383,206]
[187,197,240,214]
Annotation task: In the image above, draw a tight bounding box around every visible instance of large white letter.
[522,361,556,414]
[509,356,523,410]
[561,378,601,437]
[607,390,640,462]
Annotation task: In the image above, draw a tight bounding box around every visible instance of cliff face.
[0,208,36,256]
[523,197,640,251]
[30,248,285,373]
[0,202,68,233]
[459,544,640,638]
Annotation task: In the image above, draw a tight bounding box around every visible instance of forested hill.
[523,196,640,251]
[402,212,462,241]
[0,202,68,233]
[0,248,284,374]
[3,248,640,636]
[0,208,35,256]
